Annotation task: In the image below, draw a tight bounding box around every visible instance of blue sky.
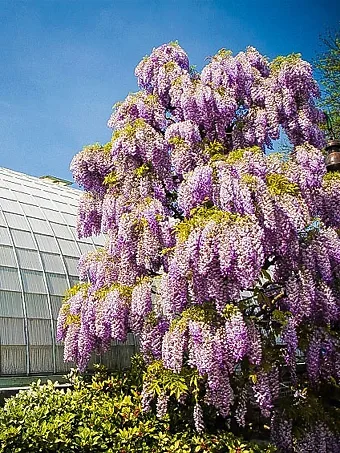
[0,0,339,182]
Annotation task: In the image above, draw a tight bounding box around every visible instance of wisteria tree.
[57,43,340,451]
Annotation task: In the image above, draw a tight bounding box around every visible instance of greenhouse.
[0,167,137,383]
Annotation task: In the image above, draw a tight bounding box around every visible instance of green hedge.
[0,361,275,453]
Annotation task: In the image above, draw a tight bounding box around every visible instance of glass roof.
[0,167,111,376]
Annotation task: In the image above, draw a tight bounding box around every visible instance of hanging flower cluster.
[58,42,340,452]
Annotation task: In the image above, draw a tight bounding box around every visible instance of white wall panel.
[52,200,69,213]
[69,276,80,287]
[2,180,22,191]
[93,234,106,246]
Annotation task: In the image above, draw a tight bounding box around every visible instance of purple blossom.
[225,311,249,363]
[57,42,340,448]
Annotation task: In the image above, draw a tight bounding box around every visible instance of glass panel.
[21,269,47,294]
[0,290,23,317]
[42,189,57,197]
[1,180,22,191]
[41,252,65,274]
[0,198,19,213]
[79,242,94,254]
[62,213,77,225]
[12,229,36,249]
[17,248,42,270]
[69,226,80,241]
[52,200,70,213]
[69,199,79,208]
[0,226,11,246]
[25,293,50,318]
[44,209,64,223]
[58,239,80,257]
[69,276,80,287]
[0,317,25,345]
[27,217,53,235]
[45,273,68,296]
[50,222,73,239]
[0,187,16,200]
[64,256,79,276]
[0,211,6,226]
[35,196,53,209]
[51,296,63,319]
[27,187,43,197]
[1,346,26,374]
[0,266,21,291]
[93,234,106,246]
[0,245,16,267]
[29,346,54,373]
[20,203,43,218]
[34,233,59,253]
[28,319,52,345]
[67,204,78,213]
[4,212,29,230]
[12,190,35,204]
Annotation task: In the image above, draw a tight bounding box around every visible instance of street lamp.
[325,139,340,172]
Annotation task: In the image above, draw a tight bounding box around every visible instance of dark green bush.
[0,358,275,453]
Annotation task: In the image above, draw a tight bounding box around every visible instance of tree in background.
[57,43,340,452]
[315,29,340,139]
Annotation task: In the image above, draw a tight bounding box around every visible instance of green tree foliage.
[315,28,340,138]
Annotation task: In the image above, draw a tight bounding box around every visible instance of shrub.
[0,360,275,453]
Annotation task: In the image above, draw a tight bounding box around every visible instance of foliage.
[0,361,275,453]
[57,42,340,452]
[315,28,340,138]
